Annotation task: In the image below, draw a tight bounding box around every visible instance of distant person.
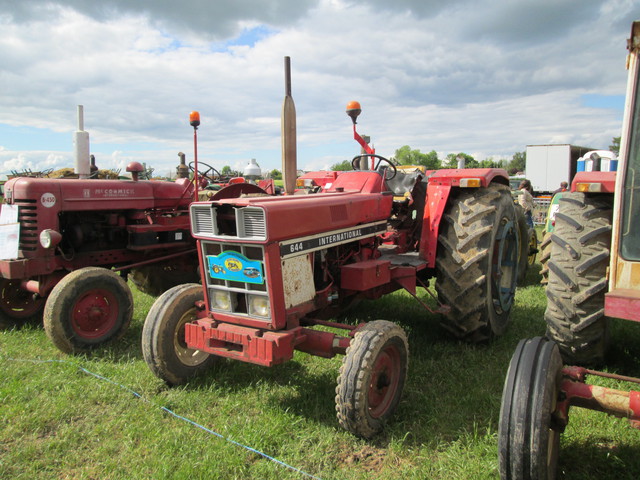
[553,181,568,194]
[518,179,534,228]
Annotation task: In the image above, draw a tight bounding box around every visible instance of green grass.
[2,258,640,479]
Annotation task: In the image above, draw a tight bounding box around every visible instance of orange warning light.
[190,111,201,127]
[346,101,361,123]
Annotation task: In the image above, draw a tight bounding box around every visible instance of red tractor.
[142,59,524,437]
[0,108,202,353]
[499,21,640,479]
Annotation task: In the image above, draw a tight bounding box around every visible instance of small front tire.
[498,337,563,480]
[43,267,133,354]
[335,320,409,438]
[0,279,46,329]
[142,283,216,385]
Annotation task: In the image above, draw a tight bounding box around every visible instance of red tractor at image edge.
[141,60,527,438]
[0,107,231,354]
[498,21,640,480]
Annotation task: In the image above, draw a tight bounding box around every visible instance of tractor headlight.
[210,290,234,311]
[248,295,270,317]
[39,229,62,249]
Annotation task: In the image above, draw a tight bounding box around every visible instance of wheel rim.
[492,217,518,313]
[71,288,119,339]
[368,343,402,418]
[173,309,210,367]
[0,279,45,319]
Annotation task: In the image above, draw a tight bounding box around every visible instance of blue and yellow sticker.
[207,251,264,284]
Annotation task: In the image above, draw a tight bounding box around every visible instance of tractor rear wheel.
[43,267,133,354]
[515,204,532,284]
[335,320,408,438]
[544,192,613,365]
[142,283,216,385]
[539,231,552,285]
[436,184,519,342]
[0,279,46,329]
[498,336,563,480]
[130,260,199,297]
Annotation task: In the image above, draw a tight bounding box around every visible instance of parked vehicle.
[498,20,640,479]
[0,107,200,353]
[142,58,525,438]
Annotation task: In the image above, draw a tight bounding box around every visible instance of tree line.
[212,136,621,179]
[329,136,621,175]
[330,146,524,174]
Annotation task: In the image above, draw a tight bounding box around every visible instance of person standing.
[518,179,534,228]
[553,181,568,194]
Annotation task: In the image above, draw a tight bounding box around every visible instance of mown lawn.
[2,255,640,479]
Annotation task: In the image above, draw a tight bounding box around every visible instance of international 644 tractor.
[498,21,640,479]
[142,58,523,437]
[0,107,199,353]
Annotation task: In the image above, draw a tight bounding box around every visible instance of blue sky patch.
[581,94,625,112]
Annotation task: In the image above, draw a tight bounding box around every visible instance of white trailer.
[525,144,595,194]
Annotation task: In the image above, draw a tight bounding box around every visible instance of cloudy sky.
[0,0,636,179]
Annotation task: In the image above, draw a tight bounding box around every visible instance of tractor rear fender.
[418,168,509,267]
[570,171,617,193]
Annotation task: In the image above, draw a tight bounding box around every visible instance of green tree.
[443,152,478,168]
[330,160,353,171]
[479,158,497,168]
[221,165,233,176]
[269,169,282,180]
[393,146,440,169]
[610,136,621,156]
[507,151,526,175]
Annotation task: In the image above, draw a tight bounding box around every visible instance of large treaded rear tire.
[130,260,199,297]
[544,192,613,365]
[436,184,519,342]
[515,204,531,285]
[539,231,552,285]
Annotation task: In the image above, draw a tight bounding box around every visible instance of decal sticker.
[40,192,56,208]
[207,251,264,284]
[279,221,387,258]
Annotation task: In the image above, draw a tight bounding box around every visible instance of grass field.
[2,251,640,479]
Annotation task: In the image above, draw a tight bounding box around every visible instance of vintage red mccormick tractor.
[0,107,200,353]
[142,85,523,437]
[498,21,640,479]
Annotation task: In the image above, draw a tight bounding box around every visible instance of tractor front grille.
[190,204,266,241]
[202,241,270,321]
[13,199,38,252]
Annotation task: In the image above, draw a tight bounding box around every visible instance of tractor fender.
[418,168,510,268]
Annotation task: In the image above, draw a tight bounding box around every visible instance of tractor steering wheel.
[351,154,397,180]
[188,161,222,184]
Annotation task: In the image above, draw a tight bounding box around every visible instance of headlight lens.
[39,229,62,249]
[211,290,233,311]
[248,295,270,317]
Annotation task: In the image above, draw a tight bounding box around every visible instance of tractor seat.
[385,169,424,201]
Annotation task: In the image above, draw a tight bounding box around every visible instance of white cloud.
[0,0,635,177]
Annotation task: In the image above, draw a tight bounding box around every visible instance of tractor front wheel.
[436,184,519,342]
[335,320,408,438]
[498,336,563,480]
[142,283,216,385]
[43,267,133,354]
[0,279,46,329]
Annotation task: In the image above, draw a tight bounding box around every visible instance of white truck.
[525,144,617,194]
